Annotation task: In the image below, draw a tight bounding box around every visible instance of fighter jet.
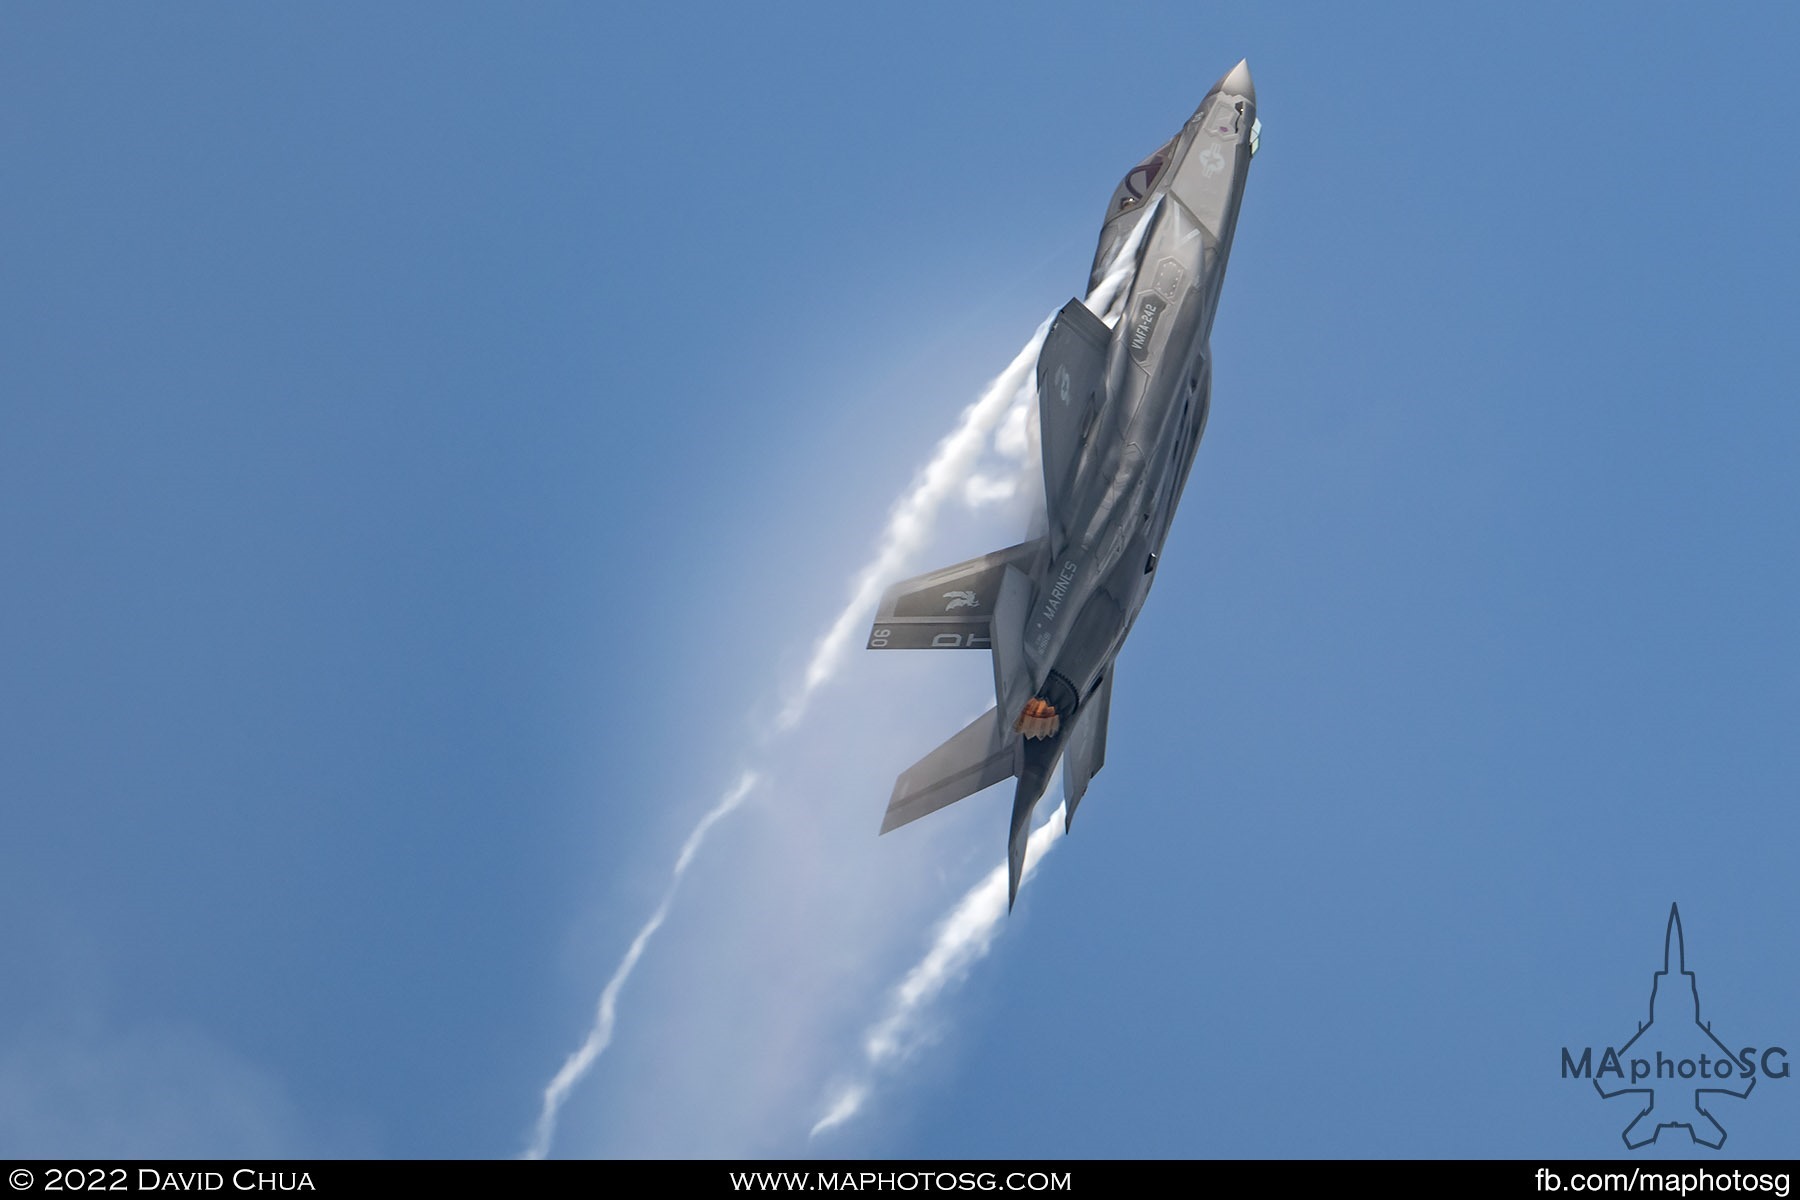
[866,61,1260,908]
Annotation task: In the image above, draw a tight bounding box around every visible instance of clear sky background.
[4,2,1798,1160]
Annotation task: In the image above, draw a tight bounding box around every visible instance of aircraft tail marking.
[866,540,1045,651]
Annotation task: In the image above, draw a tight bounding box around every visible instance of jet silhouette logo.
[1562,905,1790,1149]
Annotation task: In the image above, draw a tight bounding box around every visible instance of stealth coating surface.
[869,61,1258,909]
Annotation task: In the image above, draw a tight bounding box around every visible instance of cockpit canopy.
[1102,134,1179,223]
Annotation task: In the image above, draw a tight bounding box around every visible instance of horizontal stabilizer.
[880,706,1017,834]
[868,540,1044,651]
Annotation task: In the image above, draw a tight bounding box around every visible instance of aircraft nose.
[1220,59,1254,105]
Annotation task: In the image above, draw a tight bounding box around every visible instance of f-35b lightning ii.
[866,60,1260,909]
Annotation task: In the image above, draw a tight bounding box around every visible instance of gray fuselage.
[1022,72,1256,717]
[863,62,1259,910]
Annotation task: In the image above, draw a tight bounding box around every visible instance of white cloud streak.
[809,803,1066,1138]
[523,770,758,1160]
[526,198,1161,1158]
[773,330,1052,732]
[521,326,1047,1154]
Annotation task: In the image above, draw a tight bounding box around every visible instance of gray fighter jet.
[866,61,1259,909]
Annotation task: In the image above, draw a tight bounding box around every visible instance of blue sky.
[4,2,1798,1160]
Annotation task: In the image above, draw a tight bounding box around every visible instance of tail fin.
[1060,670,1113,832]
[1037,298,1112,548]
[1006,732,1062,909]
[1007,785,1033,911]
[874,543,1053,914]
[989,561,1034,733]
[867,539,1043,651]
[880,704,1050,916]
[874,546,1037,836]
[880,707,1018,835]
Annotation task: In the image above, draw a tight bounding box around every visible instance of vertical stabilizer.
[1006,735,1062,910]
[1061,672,1113,831]
[1035,299,1112,550]
[990,564,1034,732]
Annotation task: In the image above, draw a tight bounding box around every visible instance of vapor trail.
[808,202,1161,1139]
[775,335,1051,732]
[524,770,758,1160]
[521,332,1047,1157]
[810,803,1067,1138]
[528,198,1161,1157]
[524,325,1050,1156]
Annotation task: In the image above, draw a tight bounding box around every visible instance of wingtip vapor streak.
[866,61,1260,910]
